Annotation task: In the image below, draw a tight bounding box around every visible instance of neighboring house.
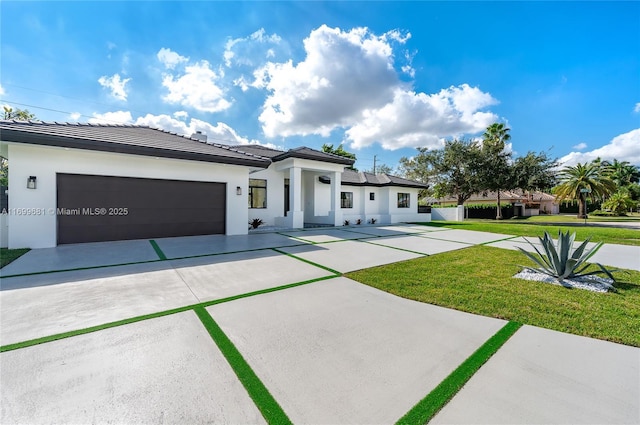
[427,190,559,215]
[0,121,429,248]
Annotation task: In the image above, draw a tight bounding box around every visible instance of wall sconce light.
[236,186,242,195]
[27,176,37,189]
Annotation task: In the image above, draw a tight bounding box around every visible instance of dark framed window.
[249,179,267,208]
[397,193,410,208]
[341,192,353,208]
[369,192,375,201]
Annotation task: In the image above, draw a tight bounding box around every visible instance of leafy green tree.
[3,106,36,121]
[553,162,617,218]
[602,190,636,215]
[365,163,395,175]
[512,151,558,193]
[479,123,513,219]
[400,139,483,205]
[321,143,357,170]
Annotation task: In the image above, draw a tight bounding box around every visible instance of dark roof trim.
[340,180,429,189]
[271,147,355,165]
[1,128,270,168]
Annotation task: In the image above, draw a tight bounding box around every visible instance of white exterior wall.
[246,167,286,226]
[7,143,251,248]
[0,212,7,248]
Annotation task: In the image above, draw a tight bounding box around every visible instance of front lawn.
[347,246,640,347]
[0,248,30,269]
[419,220,640,246]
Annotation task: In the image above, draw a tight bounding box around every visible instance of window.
[248,179,267,208]
[397,193,410,208]
[341,192,353,208]
[369,192,375,201]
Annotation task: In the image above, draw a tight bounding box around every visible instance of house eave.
[1,129,271,168]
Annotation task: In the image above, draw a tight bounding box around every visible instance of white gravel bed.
[513,270,615,293]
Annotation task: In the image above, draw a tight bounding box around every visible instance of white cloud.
[88,110,134,124]
[572,142,587,150]
[559,128,640,166]
[97,74,131,101]
[69,112,81,121]
[0,84,5,96]
[157,48,189,70]
[84,110,279,148]
[224,28,282,68]
[252,25,497,149]
[634,102,640,113]
[161,60,231,113]
[346,85,498,150]
[253,25,403,138]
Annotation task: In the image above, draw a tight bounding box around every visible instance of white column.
[328,170,342,226]
[288,167,304,228]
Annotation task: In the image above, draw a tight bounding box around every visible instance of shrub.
[249,218,264,229]
[344,220,350,226]
[518,230,616,290]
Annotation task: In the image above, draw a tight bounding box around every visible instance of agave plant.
[518,230,616,289]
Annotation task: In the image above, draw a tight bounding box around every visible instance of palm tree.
[482,123,512,219]
[605,159,640,187]
[553,162,617,218]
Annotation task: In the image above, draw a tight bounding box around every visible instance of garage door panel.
[57,174,226,244]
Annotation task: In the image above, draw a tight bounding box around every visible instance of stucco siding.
[6,143,250,248]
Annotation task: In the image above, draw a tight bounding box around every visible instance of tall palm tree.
[482,123,512,219]
[605,159,640,187]
[553,162,616,218]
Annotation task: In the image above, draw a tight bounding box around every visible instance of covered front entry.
[57,174,226,244]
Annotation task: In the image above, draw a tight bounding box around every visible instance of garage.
[57,174,226,244]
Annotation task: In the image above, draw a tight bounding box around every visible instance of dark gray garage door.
[57,174,226,244]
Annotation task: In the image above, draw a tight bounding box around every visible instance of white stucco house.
[0,121,429,248]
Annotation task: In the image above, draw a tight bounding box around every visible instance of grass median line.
[194,307,292,425]
[396,321,522,425]
[149,240,167,260]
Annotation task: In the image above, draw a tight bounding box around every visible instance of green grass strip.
[478,235,519,246]
[396,321,522,425]
[362,239,431,257]
[272,248,342,275]
[149,239,167,260]
[194,307,293,425]
[0,275,337,353]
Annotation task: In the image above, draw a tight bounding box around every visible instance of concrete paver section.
[170,249,334,302]
[154,232,304,259]
[0,262,199,345]
[431,325,640,424]
[0,311,265,424]
[279,228,369,243]
[208,277,506,425]
[486,237,640,271]
[278,239,423,272]
[0,239,159,276]
[367,235,470,255]
[345,224,441,237]
[420,228,515,245]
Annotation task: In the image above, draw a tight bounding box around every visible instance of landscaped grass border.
[397,321,522,425]
[0,248,30,268]
[419,220,640,246]
[195,307,292,425]
[347,245,640,347]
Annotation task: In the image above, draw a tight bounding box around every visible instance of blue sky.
[2,1,639,171]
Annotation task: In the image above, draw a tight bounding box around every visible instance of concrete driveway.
[1,224,638,424]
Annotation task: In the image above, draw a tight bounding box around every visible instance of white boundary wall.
[431,205,465,221]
